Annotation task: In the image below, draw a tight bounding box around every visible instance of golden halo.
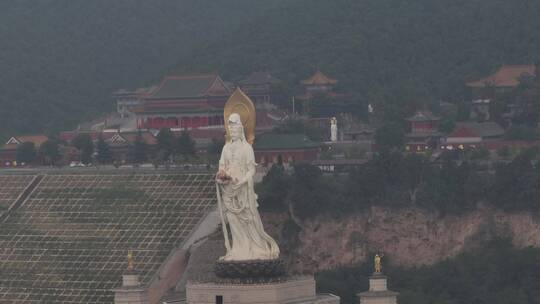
[224,88,256,144]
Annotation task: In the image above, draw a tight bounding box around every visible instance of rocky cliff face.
[263,207,540,273]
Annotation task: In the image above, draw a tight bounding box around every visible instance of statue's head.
[228,113,244,141]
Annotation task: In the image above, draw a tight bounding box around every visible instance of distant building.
[253,133,320,168]
[467,64,536,121]
[133,74,231,130]
[405,111,441,152]
[440,122,504,150]
[296,70,347,116]
[237,72,279,105]
[299,70,338,96]
[467,64,536,94]
[0,135,49,166]
[113,86,156,118]
[60,130,157,163]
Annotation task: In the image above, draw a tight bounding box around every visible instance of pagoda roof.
[406,111,440,122]
[148,74,230,99]
[301,70,338,85]
[3,135,48,150]
[238,72,279,85]
[466,64,536,88]
[117,131,157,145]
[59,131,156,145]
[113,85,157,97]
[254,133,319,151]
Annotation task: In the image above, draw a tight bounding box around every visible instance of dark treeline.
[258,149,540,218]
[316,239,540,304]
[3,1,540,138]
[173,0,540,111]
[0,1,287,139]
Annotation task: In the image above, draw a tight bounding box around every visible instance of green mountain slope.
[1,0,540,138]
[174,0,540,105]
[0,1,286,138]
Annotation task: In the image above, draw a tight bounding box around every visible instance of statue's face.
[228,113,243,141]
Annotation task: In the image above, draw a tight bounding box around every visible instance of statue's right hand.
[216,178,229,185]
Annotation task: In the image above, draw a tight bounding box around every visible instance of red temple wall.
[138,115,224,129]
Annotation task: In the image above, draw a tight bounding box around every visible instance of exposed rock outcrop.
[263,207,540,273]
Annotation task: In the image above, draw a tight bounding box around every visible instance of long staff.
[215,182,231,252]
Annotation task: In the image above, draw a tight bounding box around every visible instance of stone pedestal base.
[113,272,149,304]
[357,274,398,304]
[186,276,339,304]
[113,287,149,304]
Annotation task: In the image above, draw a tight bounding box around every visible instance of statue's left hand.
[231,178,247,190]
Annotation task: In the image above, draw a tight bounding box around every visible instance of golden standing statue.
[127,250,134,271]
[374,254,383,273]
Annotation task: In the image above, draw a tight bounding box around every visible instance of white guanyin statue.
[215,90,280,262]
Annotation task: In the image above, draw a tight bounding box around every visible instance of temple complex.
[405,110,441,152]
[114,86,157,119]
[60,130,157,162]
[254,133,320,168]
[467,64,536,97]
[297,70,339,100]
[237,71,279,105]
[0,135,49,166]
[440,121,504,150]
[133,74,231,130]
[467,65,537,121]
[295,70,350,117]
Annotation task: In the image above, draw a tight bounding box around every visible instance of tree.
[401,153,430,204]
[95,136,112,164]
[505,124,538,141]
[491,153,540,211]
[257,165,292,212]
[438,119,455,133]
[511,75,540,127]
[497,146,511,158]
[470,147,490,160]
[207,138,224,163]
[375,122,405,151]
[16,142,37,164]
[129,132,148,164]
[38,139,61,166]
[156,128,176,161]
[71,134,94,164]
[208,138,224,155]
[274,118,325,141]
[177,130,196,161]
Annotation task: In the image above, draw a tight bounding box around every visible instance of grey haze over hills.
[0,0,287,138]
[1,0,540,138]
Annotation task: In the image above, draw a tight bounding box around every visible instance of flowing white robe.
[217,139,279,261]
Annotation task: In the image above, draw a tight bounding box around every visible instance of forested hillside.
[2,0,540,138]
[0,0,287,138]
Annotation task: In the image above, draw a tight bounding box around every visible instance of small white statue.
[330,117,338,142]
[216,112,280,261]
